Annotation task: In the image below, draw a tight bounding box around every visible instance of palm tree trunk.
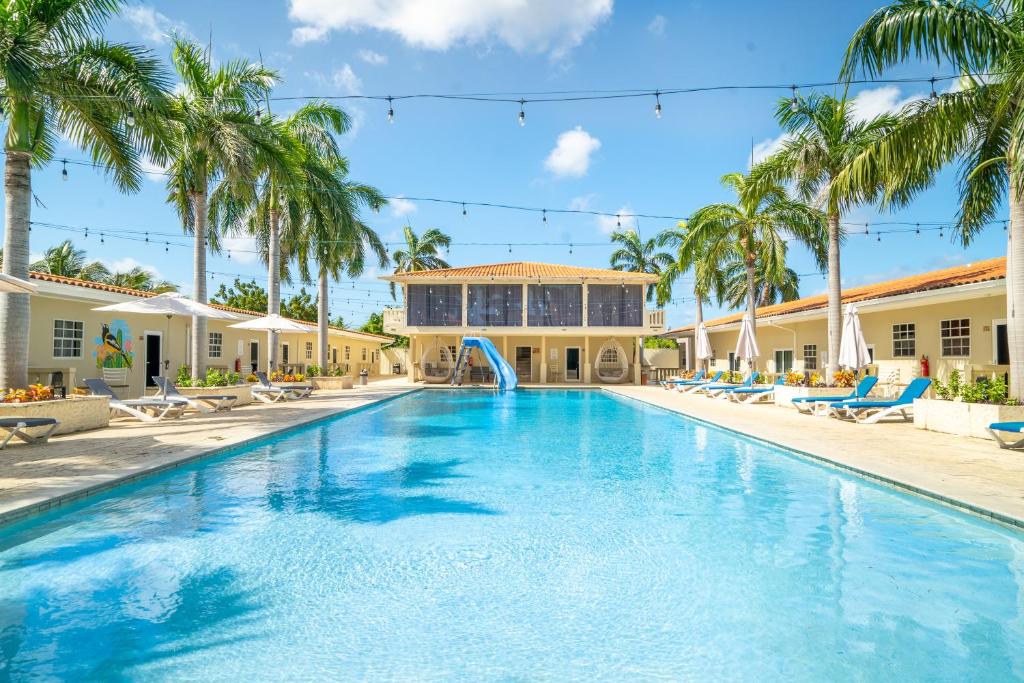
[190,190,208,382]
[694,292,704,372]
[0,151,32,390]
[745,256,757,331]
[267,208,280,372]
[1008,182,1024,400]
[318,269,329,372]
[826,212,842,385]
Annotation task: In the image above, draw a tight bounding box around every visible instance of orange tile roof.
[666,256,1006,334]
[383,261,659,281]
[28,271,394,343]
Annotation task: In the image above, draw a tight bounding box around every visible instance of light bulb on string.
[654,90,662,119]
[930,78,938,105]
[865,222,869,235]
[126,110,136,128]
[100,233,104,244]
[462,203,467,217]
[508,244,512,254]
[569,243,573,255]
[542,209,547,223]
[164,241,169,252]
[939,226,944,239]
[518,99,526,127]
[790,85,799,112]
[876,233,881,242]
[386,96,394,123]
[915,223,920,235]
[616,214,621,228]
[61,160,68,181]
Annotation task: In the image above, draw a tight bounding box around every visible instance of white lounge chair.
[153,377,237,413]
[0,417,58,449]
[85,378,186,422]
[255,372,313,399]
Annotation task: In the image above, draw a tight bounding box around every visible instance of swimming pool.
[1,389,1022,680]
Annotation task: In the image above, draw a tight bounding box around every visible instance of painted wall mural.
[94,320,135,369]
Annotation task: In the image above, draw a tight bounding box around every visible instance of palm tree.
[720,259,799,309]
[165,38,282,380]
[681,172,827,338]
[108,266,178,293]
[390,227,451,299]
[838,1,1024,395]
[608,228,673,302]
[750,93,898,382]
[0,0,170,389]
[30,241,110,281]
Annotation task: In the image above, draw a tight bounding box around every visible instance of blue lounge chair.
[828,377,932,423]
[661,369,704,388]
[791,375,879,415]
[701,372,759,399]
[987,422,1024,449]
[728,375,786,404]
[676,371,724,394]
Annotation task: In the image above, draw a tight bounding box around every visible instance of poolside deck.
[0,380,415,524]
[605,385,1024,528]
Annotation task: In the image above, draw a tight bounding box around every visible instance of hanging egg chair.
[594,339,631,384]
[419,342,454,383]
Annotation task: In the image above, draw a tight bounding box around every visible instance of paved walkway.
[0,380,415,524]
[605,385,1024,528]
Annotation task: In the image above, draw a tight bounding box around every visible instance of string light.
[654,90,662,119]
[386,96,394,123]
[930,77,938,105]
[61,160,68,181]
[790,85,799,112]
[518,99,526,127]
[126,110,136,127]
[542,209,547,223]
[462,203,467,217]
[915,223,920,235]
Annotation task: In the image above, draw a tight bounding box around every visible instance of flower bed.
[0,396,110,435]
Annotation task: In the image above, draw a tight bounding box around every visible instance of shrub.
[808,372,824,387]
[784,371,805,387]
[934,371,1009,404]
[245,373,259,383]
[833,370,855,388]
[176,364,192,387]
[3,384,54,403]
[270,370,285,382]
[307,364,322,377]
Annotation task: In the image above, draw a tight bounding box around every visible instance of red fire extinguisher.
[920,354,930,377]
[234,358,241,373]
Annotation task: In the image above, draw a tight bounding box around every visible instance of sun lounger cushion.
[989,422,1024,433]
[0,417,58,429]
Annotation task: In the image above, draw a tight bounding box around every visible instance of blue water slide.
[461,336,518,391]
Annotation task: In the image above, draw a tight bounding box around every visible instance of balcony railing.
[646,309,665,331]
[383,307,404,333]
[384,305,666,332]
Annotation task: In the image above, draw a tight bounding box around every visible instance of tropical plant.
[211,279,269,312]
[165,38,282,380]
[608,228,673,302]
[390,227,451,298]
[833,369,856,388]
[0,0,171,390]
[30,241,110,281]
[680,172,827,336]
[280,289,318,322]
[751,93,898,383]
[108,266,178,292]
[838,0,1024,396]
[719,258,799,309]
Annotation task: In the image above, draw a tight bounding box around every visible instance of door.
[282,343,290,370]
[565,347,581,381]
[145,333,162,386]
[515,346,532,382]
[773,349,794,373]
[997,322,1009,364]
[249,341,259,372]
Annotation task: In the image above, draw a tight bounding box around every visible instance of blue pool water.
[1,389,1023,680]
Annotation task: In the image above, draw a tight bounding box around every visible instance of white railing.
[646,309,665,331]
[383,307,405,333]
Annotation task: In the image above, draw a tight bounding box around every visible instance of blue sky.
[18,0,1008,328]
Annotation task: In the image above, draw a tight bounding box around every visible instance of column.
[521,283,529,327]
[582,281,588,328]
[540,336,547,383]
[461,283,468,327]
[634,336,642,385]
[407,336,416,383]
[584,336,591,383]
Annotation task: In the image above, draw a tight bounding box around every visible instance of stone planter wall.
[913,398,1024,441]
[146,384,253,406]
[774,385,847,408]
[309,376,353,390]
[0,396,110,435]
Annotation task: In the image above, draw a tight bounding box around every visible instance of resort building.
[24,272,394,397]
[665,257,1007,384]
[381,262,665,384]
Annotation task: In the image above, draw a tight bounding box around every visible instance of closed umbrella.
[838,303,872,371]
[0,273,38,294]
[695,321,712,371]
[734,314,760,377]
[229,314,314,373]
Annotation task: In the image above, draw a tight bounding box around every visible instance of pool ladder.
[451,344,470,386]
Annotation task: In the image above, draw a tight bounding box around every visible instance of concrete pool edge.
[603,386,1024,531]
[0,387,419,527]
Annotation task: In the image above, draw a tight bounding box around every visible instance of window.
[361,347,367,361]
[527,285,582,327]
[940,318,970,357]
[406,284,462,326]
[467,284,523,326]
[305,341,313,360]
[344,345,351,361]
[587,284,643,327]
[803,344,817,370]
[773,349,794,373]
[892,323,916,357]
[208,331,223,358]
[53,319,83,358]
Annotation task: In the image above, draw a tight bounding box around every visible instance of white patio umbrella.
[93,293,239,376]
[0,273,38,294]
[734,314,760,377]
[695,321,712,371]
[229,314,314,372]
[838,303,872,371]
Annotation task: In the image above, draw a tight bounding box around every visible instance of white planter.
[773,385,844,408]
[913,398,1024,440]
[147,384,253,406]
[310,376,353,390]
[0,396,110,435]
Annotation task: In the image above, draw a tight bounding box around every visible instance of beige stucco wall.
[702,293,1008,384]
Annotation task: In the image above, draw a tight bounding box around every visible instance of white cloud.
[751,133,789,166]
[220,236,259,265]
[288,0,613,59]
[121,5,187,44]
[544,126,601,178]
[647,14,666,36]
[849,85,923,122]
[333,64,362,95]
[568,194,596,211]
[358,49,388,65]
[597,205,633,234]
[102,256,164,279]
[390,196,417,217]
[140,157,169,183]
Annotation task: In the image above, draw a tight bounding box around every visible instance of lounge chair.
[700,372,759,399]
[676,371,725,394]
[84,378,186,422]
[987,422,1024,449]
[791,376,879,415]
[254,372,314,400]
[153,377,237,413]
[728,375,786,404]
[0,418,58,449]
[828,377,932,424]
[661,369,704,389]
